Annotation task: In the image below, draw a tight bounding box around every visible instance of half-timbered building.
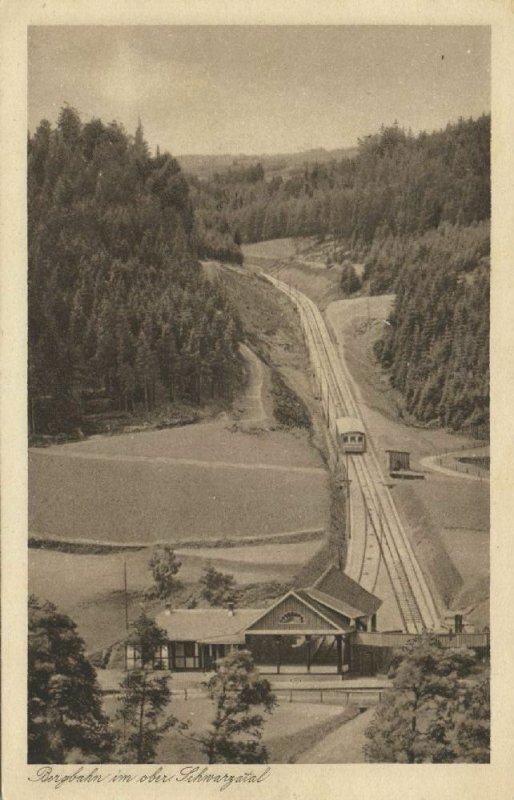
[135,566,382,674]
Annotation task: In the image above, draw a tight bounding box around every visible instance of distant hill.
[178,147,358,178]
[188,115,490,436]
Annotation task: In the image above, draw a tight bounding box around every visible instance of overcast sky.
[28,26,490,155]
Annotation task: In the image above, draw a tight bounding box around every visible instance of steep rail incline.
[263,273,441,634]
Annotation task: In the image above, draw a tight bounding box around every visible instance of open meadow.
[101,690,360,764]
[29,422,328,545]
[242,238,345,309]
[29,533,325,654]
[28,339,330,655]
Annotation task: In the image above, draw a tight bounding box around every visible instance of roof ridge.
[305,587,363,620]
[310,564,338,589]
[156,607,264,613]
[294,589,348,632]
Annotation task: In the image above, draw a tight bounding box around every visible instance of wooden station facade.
[131,567,383,675]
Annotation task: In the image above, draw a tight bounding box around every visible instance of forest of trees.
[373,223,489,433]
[190,116,490,434]
[29,107,489,436]
[190,116,489,252]
[28,106,243,435]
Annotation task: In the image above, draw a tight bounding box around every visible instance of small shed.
[385,449,424,480]
[386,450,411,472]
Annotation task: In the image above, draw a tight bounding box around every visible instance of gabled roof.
[155,608,263,644]
[245,590,349,634]
[295,590,352,632]
[153,568,381,644]
[310,566,382,616]
[304,588,363,621]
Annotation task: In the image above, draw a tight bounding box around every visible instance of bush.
[270,371,311,430]
[147,546,181,599]
[199,565,237,606]
[340,264,362,294]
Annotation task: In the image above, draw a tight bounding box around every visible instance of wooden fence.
[353,632,489,649]
[273,685,387,707]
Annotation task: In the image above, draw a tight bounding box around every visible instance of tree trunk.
[137,672,147,763]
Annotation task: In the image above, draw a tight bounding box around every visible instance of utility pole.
[361,489,366,537]
[340,458,352,542]
[346,455,352,541]
[124,557,129,632]
[379,502,384,548]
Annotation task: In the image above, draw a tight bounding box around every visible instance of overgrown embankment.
[218,265,346,579]
[216,266,328,458]
[270,370,311,430]
[295,471,347,588]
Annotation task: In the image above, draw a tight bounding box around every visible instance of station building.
[127,566,382,674]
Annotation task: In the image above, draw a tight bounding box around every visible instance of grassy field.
[29,424,329,545]
[242,237,350,309]
[48,420,323,466]
[29,260,333,656]
[242,238,298,261]
[110,695,358,764]
[102,690,359,763]
[29,534,325,654]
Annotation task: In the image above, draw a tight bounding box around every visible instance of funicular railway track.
[264,271,441,634]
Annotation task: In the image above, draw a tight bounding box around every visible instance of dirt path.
[30,448,325,475]
[299,707,375,763]
[420,453,489,482]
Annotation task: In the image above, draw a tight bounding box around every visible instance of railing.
[353,631,489,649]
[273,685,387,706]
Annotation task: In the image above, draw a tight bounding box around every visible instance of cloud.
[97,40,210,120]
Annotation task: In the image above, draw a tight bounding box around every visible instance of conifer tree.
[199,651,277,764]
[116,611,177,763]
[28,596,113,763]
[364,634,481,763]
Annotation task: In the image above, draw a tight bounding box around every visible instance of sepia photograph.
[23,22,492,770]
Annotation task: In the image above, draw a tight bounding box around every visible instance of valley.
[28,282,332,656]
[242,238,489,628]
[23,69,492,768]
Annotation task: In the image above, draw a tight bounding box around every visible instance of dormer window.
[279,612,305,624]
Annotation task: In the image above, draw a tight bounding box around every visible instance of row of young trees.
[28,597,276,765]
[28,106,243,434]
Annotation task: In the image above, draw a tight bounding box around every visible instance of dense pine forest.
[190,116,490,434]
[372,223,489,433]
[28,107,243,436]
[29,109,490,436]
